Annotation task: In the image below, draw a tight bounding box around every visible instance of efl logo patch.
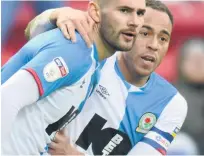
[43,57,69,82]
[136,113,157,133]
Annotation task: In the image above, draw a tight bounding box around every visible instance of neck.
[93,26,115,61]
[117,53,150,87]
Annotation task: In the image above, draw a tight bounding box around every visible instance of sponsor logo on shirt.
[43,57,69,82]
[54,58,67,77]
[102,134,123,156]
[96,85,109,99]
[155,135,170,149]
[75,114,132,155]
[136,113,157,133]
[145,131,170,150]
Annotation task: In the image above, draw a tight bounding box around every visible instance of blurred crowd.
[168,38,204,155]
[1,1,204,155]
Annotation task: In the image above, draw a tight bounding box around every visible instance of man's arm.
[25,9,56,40]
[1,31,48,84]
[1,30,55,140]
[2,7,95,84]
[1,35,45,137]
[1,70,39,143]
[1,29,92,142]
[128,92,188,155]
[25,7,95,47]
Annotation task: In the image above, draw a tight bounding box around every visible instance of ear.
[88,1,100,23]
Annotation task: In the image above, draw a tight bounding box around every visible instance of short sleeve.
[21,29,93,98]
[140,92,188,155]
[1,31,47,84]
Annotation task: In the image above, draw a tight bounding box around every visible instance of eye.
[137,10,145,16]
[120,8,129,14]
[143,32,148,36]
[160,37,167,42]
[140,32,148,37]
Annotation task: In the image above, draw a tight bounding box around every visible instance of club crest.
[136,113,157,133]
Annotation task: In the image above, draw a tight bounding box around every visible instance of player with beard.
[1,0,146,154]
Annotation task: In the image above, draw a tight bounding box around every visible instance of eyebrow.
[117,6,146,13]
[117,6,134,11]
[141,25,152,30]
[138,9,146,14]
[161,30,170,37]
[142,25,170,37]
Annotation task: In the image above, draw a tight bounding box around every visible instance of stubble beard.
[103,31,135,52]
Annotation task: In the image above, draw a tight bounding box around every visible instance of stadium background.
[1,0,204,154]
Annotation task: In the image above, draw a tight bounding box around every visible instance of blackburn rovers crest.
[136,113,157,133]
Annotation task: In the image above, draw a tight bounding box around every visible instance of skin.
[48,129,83,155]
[50,7,95,46]
[118,7,173,87]
[88,0,146,60]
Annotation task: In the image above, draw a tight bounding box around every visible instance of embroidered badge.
[136,113,157,133]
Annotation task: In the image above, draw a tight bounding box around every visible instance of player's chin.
[118,41,134,52]
[136,67,154,77]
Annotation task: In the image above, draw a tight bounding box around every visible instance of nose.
[147,37,159,51]
[127,13,144,29]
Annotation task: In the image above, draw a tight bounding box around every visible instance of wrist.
[50,9,58,25]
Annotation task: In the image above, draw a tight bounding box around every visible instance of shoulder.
[155,92,188,133]
[153,73,177,91]
[26,28,90,58]
[27,28,93,67]
[153,73,188,116]
[150,73,178,99]
[151,74,188,128]
[35,28,88,48]
[163,92,188,118]
[21,29,94,98]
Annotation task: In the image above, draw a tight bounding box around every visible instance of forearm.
[1,70,39,141]
[25,9,56,40]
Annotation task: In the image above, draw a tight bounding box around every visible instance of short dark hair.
[146,0,174,25]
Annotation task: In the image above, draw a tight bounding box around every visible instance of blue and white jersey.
[1,28,98,98]
[2,28,99,154]
[64,53,187,155]
[2,64,96,154]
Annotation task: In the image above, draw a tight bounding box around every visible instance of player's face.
[99,0,146,52]
[124,7,172,77]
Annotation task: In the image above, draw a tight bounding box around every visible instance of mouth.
[141,55,156,63]
[121,31,136,41]
[122,31,136,37]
